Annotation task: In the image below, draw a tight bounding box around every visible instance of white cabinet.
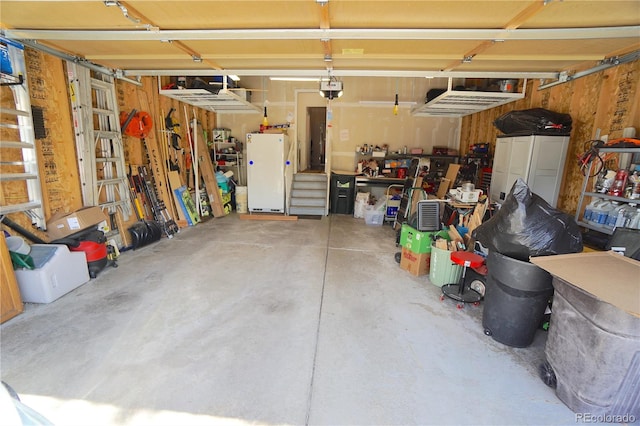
[490,135,569,207]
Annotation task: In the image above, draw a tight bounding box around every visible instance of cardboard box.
[400,224,437,254]
[400,246,431,276]
[46,206,107,240]
[530,251,640,318]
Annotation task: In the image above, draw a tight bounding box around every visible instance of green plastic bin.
[429,239,463,288]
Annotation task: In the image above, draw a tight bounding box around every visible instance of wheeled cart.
[384,184,403,223]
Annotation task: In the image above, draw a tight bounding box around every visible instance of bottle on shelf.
[629,171,640,199]
[588,199,606,225]
[605,202,623,230]
[608,169,629,197]
[617,203,637,228]
[628,206,640,229]
[593,200,613,226]
[583,197,602,223]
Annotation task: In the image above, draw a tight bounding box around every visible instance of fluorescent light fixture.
[270,77,321,82]
[228,75,240,81]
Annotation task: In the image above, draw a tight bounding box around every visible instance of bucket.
[236,186,248,213]
[429,242,463,287]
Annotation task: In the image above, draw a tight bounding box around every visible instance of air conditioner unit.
[319,80,343,99]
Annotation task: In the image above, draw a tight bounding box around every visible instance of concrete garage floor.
[1,214,577,425]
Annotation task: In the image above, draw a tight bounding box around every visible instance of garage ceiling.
[1,0,639,81]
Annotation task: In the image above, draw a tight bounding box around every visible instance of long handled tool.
[183,106,202,217]
[138,166,179,238]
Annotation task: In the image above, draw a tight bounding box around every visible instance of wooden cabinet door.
[1,234,24,323]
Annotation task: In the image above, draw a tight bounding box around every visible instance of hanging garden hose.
[577,140,606,177]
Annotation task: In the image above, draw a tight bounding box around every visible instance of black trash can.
[330,173,355,214]
[482,250,553,348]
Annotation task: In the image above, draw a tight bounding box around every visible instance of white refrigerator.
[246,133,291,213]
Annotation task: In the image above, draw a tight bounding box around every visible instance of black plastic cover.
[472,179,583,260]
[494,108,572,136]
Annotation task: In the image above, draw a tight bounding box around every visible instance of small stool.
[441,251,485,309]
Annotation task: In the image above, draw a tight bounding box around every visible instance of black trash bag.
[494,108,572,136]
[472,179,582,260]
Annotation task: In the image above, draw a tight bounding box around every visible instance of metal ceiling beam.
[122,68,559,79]
[4,26,639,41]
[538,49,640,90]
[16,39,142,86]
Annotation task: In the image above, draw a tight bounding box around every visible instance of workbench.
[355,176,406,188]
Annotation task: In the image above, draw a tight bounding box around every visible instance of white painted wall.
[217,76,461,173]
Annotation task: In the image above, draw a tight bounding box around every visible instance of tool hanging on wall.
[183,106,202,217]
[120,109,153,139]
[162,108,182,173]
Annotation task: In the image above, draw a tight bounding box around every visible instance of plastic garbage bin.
[330,173,355,214]
[541,275,640,419]
[530,252,640,420]
[482,250,553,348]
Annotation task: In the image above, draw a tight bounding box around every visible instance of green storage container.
[400,224,433,253]
[429,238,463,288]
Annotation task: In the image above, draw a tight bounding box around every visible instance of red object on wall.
[120,111,153,139]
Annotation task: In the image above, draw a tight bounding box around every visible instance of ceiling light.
[192,55,203,63]
[316,0,329,4]
[228,75,240,81]
[324,54,333,62]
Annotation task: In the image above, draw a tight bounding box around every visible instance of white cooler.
[15,244,90,303]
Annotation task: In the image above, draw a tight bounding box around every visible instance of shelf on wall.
[159,88,261,114]
[411,77,525,117]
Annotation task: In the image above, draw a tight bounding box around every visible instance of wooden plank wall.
[460,60,640,216]
[0,49,83,242]
[2,49,216,243]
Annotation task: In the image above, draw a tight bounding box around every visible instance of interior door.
[308,107,326,170]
